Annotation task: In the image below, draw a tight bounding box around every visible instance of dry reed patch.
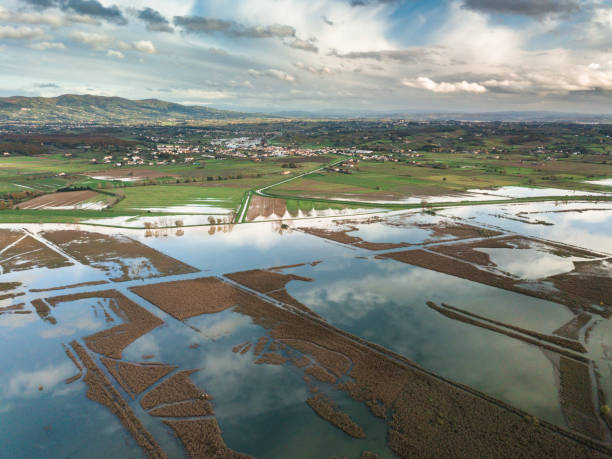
[0,291,24,301]
[0,281,21,293]
[0,303,25,314]
[130,277,244,321]
[101,358,176,397]
[225,287,610,456]
[299,219,501,252]
[163,419,253,459]
[70,341,167,458]
[149,399,214,418]
[31,299,56,324]
[307,394,365,439]
[255,352,288,365]
[40,230,197,282]
[140,370,207,411]
[225,268,322,318]
[48,290,163,359]
[226,269,312,294]
[30,280,108,293]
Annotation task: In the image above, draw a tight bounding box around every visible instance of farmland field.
[1,119,612,457]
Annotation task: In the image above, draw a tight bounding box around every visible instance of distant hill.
[0,94,259,124]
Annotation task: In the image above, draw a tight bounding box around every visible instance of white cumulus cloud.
[403,77,487,94]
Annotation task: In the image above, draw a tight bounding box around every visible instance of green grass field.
[270,153,612,201]
[112,184,244,212]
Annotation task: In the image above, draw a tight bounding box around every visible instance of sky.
[1,0,612,114]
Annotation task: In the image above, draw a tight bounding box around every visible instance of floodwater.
[475,240,595,280]
[585,178,612,187]
[1,199,611,457]
[439,201,612,254]
[309,185,609,205]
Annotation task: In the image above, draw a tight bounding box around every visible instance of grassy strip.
[2,194,610,225]
[0,208,181,224]
[257,189,612,210]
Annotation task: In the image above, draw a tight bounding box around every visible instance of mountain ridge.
[0,94,260,123]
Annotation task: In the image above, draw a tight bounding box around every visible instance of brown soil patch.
[30,280,108,293]
[130,277,244,321]
[307,394,365,439]
[140,370,207,411]
[149,399,214,418]
[48,290,163,359]
[558,357,605,440]
[554,313,592,341]
[246,195,287,221]
[0,235,71,273]
[360,452,383,459]
[40,230,197,282]
[101,358,176,397]
[0,229,23,249]
[70,341,166,458]
[163,419,252,459]
[31,299,56,324]
[18,190,102,210]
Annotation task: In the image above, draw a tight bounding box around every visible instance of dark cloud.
[173,15,295,38]
[287,38,318,53]
[36,83,60,88]
[330,48,437,62]
[350,0,400,6]
[136,7,173,33]
[20,0,56,8]
[61,0,126,24]
[19,0,127,24]
[462,0,581,17]
[321,16,334,26]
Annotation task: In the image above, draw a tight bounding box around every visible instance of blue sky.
[1,0,612,113]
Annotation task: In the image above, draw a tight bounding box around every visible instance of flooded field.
[18,190,111,210]
[1,200,611,458]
